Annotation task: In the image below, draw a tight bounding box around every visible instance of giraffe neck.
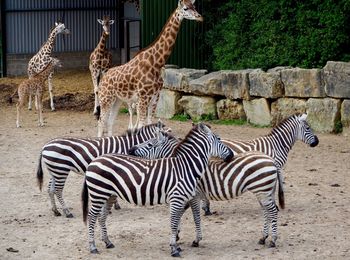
[40,29,59,56]
[36,63,54,81]
[96,32,109,52]
[145,10,182,68]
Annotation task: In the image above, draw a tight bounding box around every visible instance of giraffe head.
[177,0,203,22]
[54,22,70,35]
[97,16,115,35]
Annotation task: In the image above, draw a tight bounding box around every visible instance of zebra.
[82,123,234,256]
[129,113,318,215]
[129,131,285,248]
[36,121,166,218]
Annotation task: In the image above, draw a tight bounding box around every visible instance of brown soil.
[0,70,349,259]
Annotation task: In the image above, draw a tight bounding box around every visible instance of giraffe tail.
[82,178,89,224]
[94,105,101,120]
[277,169,285,209]
[36,152,44,191]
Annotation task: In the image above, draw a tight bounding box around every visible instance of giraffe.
[96,0,202,137]
[27,22,70,111]
[121,0,140,13]
[89,16,115,115]
[15,58,62,128]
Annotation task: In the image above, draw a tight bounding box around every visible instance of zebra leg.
[99,196,117,249]
[267,202,279,247]
[52,173,73,218]
[88,205,103,253]
[258,206,270,245]
[48,178,61,216]
[201,198,212,216]
[189,198,202,247]
[169,202,185,257]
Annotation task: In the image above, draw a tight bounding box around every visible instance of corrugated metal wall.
[141,0,204,69]
[4,0,120,54]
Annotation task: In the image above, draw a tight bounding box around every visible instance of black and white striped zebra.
[36,121,166,218]
[129,113,317,214]
[82,123,234,256]
[129,131,285,247]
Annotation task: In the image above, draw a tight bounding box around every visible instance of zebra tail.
[94,106,101,120]
[36,153,44,191]
[277,169,285,209]
[82,178,89,224]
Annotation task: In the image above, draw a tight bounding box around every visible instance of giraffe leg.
[16,94,25,128]
[28,95,32,110]
[135,97,151,130]
[147,92,160,125]
[97,104,110,137]
[37,94,44,127]
[91,70,100,115]
[107,100,122,136]
[127,102,134,130]
[48,72,55,111]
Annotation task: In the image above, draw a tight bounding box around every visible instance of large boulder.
[306,98,341,133]
[271,98,307,126]
[162,68,207,92]
[249,69,284,98]
[178,96,217,121]
[221,69,257,100]
[216,99,246,120]
[281,67,325,98]
[323,61,350,98]
[156,89,183,119]
[188,71,223,96]
[341,99,350,128]
[243,98,271,126]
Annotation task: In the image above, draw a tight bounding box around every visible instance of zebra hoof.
[66,213,74,218]
[171,249,181,257]
[258,238,266,245]
[90,248,99,254]
[53,210,61,217]
[192,241,199,247]
[106,242,115,249]
[268,241,276,248]
[204,210,212,216]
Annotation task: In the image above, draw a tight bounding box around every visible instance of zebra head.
[195,123,234,162]
[297,114,319,147]
[128,130,179,159]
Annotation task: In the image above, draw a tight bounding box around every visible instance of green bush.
[204,0,350,70]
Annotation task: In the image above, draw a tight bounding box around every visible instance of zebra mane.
[121,122,165,137]
[269,114,300,136]
[170,124,199,156]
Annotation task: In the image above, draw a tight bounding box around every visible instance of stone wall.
[157,61,350,133]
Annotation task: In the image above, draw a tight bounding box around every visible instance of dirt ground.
[1,71,350,259]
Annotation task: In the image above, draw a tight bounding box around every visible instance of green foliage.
[204,0,350,70]
[171,113,191,122]
[334,120,343,134]
[119,108,129,114]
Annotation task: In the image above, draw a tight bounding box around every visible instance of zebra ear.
[156,119,163,129]
[299,113,308,121]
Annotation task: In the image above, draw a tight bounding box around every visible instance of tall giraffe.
[89,16,115,115]
[27,22,70,111]
[96,0,202,137]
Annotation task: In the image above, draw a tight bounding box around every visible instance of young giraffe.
[16,58,62,128]
[96,0,202,137]
[27,22,70,111]
[89,16,115,115]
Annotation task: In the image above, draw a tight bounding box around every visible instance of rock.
[178,96,217,121]
[306,98,341,133]
[271,98,307,126]
[341,100,350,135]
[189,71,223,96]
[216,99,246,120]
[323,61,350,98]
[155,89,183,119]
[281,67,325,97]
[243,98,271,126]
[221,69,257,100]
[249,69,284,98]
[162,68,207,93]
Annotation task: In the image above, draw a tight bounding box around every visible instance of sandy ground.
[0,102,350,259]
